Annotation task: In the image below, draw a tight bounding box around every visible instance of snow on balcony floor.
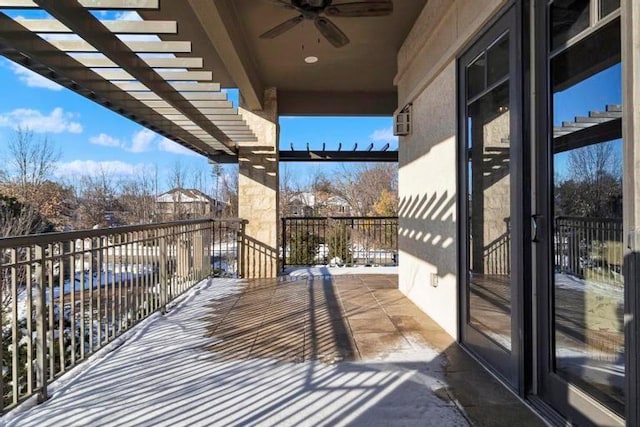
[3,277,468,427]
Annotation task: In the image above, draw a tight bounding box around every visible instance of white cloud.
[114,11,142,21]
[90,133,123,148]
[0,107,83,133]
[369,127,398,143]
[86,129,199,156]
[54,160,147,178]
[129,129,156,153]
[39,33,82,41]
[158,138,198,156]
[114,11,160,42]
[8,62,63,91]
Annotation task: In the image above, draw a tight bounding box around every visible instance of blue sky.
[0,9,397,194]
[553,62,622,179]
[0,58,396,193]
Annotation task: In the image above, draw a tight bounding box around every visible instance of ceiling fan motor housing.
[261,0,393,48]
[292,0,333,16]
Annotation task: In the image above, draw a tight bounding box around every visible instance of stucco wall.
[396,0,508,338]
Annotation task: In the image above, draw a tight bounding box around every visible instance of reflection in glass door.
[459,6,520,387]
[540,1,625,424]
[468,77,512,351]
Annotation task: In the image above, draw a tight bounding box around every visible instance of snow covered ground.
[2,277,467,427]
[285,265,398,278]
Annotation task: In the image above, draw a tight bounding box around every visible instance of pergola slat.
[73,56,204,69]
[161,114,242,121]
[195,108,238,115]
[174,92,227,101]
[170,82,222,92]
[280,151,398,162]
[172,120,248,128]
[48,39,191,53]
[0,14,241,157]
[143,57,203,68]
[15,18,177,34]
[1,0,256,158]
[553,105,623,139]
[187,100,233,109]
[0,0,159,9]
[96,69,212,81]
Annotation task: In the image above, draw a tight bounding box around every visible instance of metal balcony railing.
[554,216,623,286]
[0,218,245,412]
[281,216,398,270]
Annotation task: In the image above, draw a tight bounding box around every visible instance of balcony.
[0,219,542,426]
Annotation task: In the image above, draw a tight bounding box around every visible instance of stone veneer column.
[237,87,279,278]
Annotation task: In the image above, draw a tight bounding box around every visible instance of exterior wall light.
[394,103,412,136]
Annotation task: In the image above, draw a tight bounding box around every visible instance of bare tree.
[557,141,623,218]
[0,195,48,237]
[191,168,206,195]
[166,161,189,220]
[279,164,294,217]
[211,162,223,198]
[168,160,187,190]
[118,169,156,224]
[332,163,398,216]
[567,141,621,184]
[8,127,60,197]
[74,168,119,229]
[279,163,308,217]
[219,165,238,217]
[0,128,62,235]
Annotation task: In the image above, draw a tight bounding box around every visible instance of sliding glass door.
[537,1,625,425]
[459,5,523,388]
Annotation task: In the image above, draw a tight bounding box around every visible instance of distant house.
[156,188,226,220]
[325,195,352,216]
[284,191,355,217]
[288,192,315,217]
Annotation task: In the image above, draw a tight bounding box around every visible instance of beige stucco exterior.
[396,0,509,338]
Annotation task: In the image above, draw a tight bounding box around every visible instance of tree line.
[1,128,401,238]
[280,163,398,218]
[0,128,238,237]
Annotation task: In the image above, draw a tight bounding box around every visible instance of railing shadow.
[397,190,457,278]
[1,276,542,427]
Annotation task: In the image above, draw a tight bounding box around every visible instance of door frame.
[457,2,526,391]
[531,1,627,425]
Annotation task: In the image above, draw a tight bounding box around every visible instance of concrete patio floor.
[3,274,545,427]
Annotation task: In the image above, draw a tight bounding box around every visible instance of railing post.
[205,219,213,278]
[159,229,168,314]
[33,245,48,403]
[281,217,287,272]
[236,221,246,278]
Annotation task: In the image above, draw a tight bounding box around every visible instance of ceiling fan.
[259,0,394,48]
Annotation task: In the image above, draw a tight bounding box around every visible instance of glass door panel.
[539,2,625,422]
[552,61,624,417]
[459,6,520,387]
[468,80,512,351]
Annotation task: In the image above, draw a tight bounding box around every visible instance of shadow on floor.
[203,274,545,427]
[3,275,545,427]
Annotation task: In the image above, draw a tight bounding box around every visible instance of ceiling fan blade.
[260,15,304,39]
[325,1,393,17]
[314,16,349,47]
[260,0,295,9]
